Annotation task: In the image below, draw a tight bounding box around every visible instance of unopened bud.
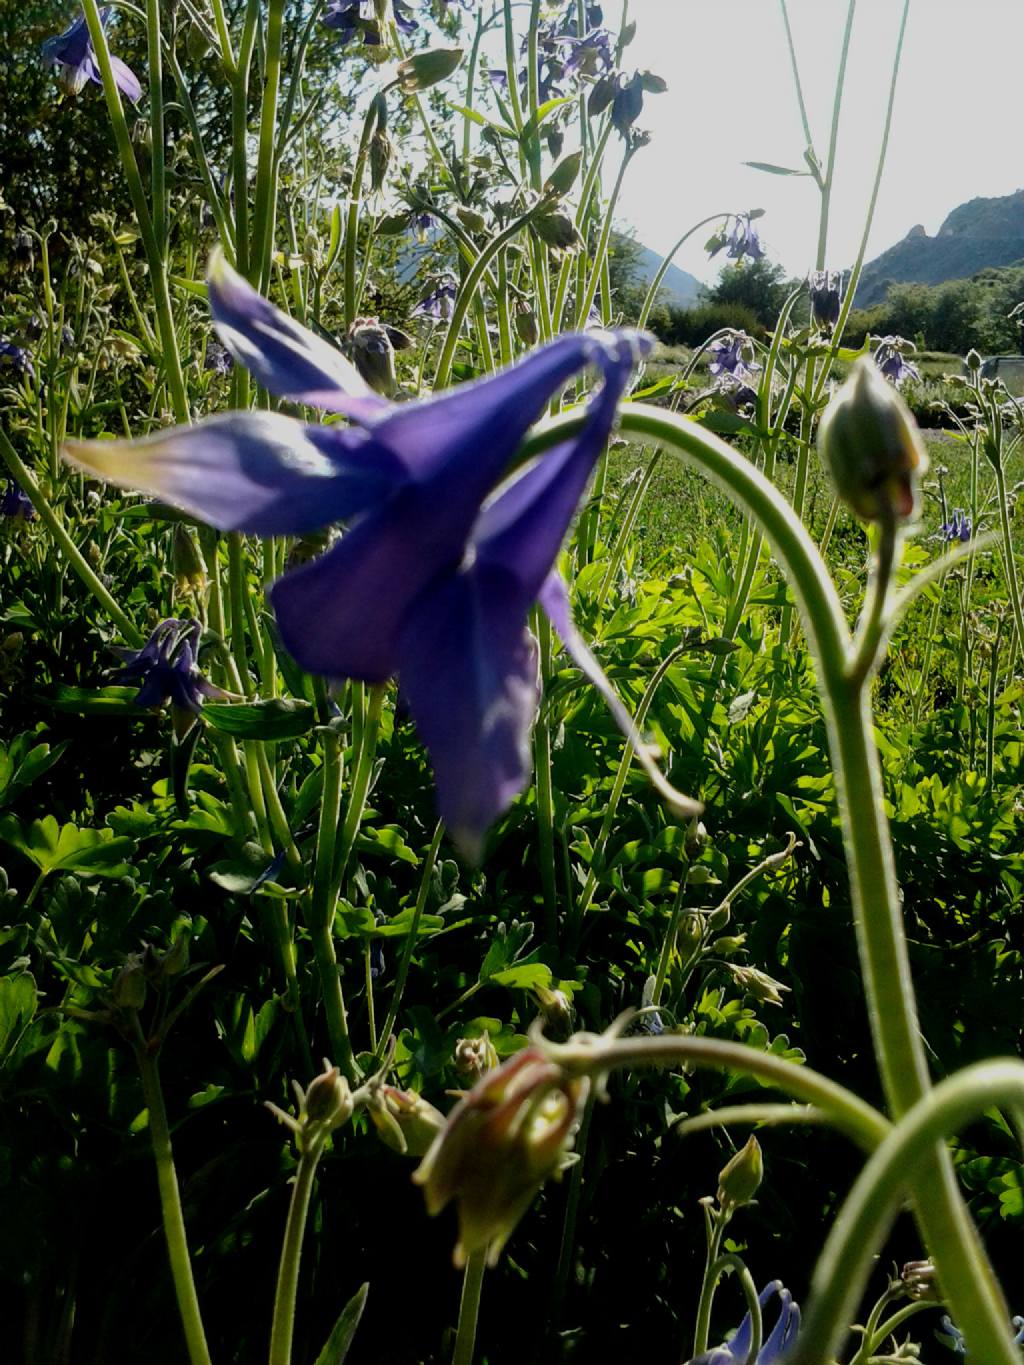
[676,912,705,952]
[345,317,399,396]
[515,306,539,347]
[533,985,573,1040]
[369,128,394,194]
[455,1033,498,1081]
[172,524,207,596]
[532,212,584,253]
[717,1135,763,1209]
[544,151,583,197]
[396,47,463,93]
[965,348,982,373]
[369,1086,446,1157]
[112,956,147,1010]
[684,817,708,859]
[901,1259,941,1302]
[304,1063,353,1128]
[456,207,487,234]
[728,963,790,1007]
[818,355,928,522]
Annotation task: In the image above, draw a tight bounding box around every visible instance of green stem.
[793,1060,1024,1365]
[80,0,188,422]
[692,1207,729,1356]
[376,820,445,1060]
[532,609,558,942]
[815,0,857,269]
[0,426,142,646]
[309,726,356,1081]
[268,1139,323,1365]
[146,0,167,252]
[344,97,383,328]
[452,1249,487,1365]
[135,1048,213,1365]
[252,0,287,291]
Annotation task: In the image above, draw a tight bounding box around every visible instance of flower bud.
[532,212,584,253]
[456,207,487,234]
[543,150,583,197]
[414,1046,588,1265]
[345,317,399,396]
[515,306,539,347]
[728,963,790,1007]
[369,128,394,194]
[396,47,464,93]
[818,356,928,522]
[717,1135,763,1210]
[112,955,147,1010]
[676,912,705,953]
[532,985,573,1040]
[172,524,207,597]
[304,1063,354,1128]
[455,1033,499,1081]
[901,1258,941,1302]
[369,1085,446,1157]
[684,817,708,859]
[965,348,982,373]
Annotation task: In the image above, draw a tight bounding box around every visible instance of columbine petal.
[207,251,389,419]
[397,569,540,860]
[64,411,405,534]
[109,53,142,103]
[538,573,702,820]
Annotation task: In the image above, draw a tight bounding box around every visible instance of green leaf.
[313,1283,369,1365]
[0,735,69,809]
[170,274,208,298]
[203,698,315,740]
[0,815,133,879]
[325,202,344,273]
[0,972,37,1063]
[744,161,808,176]
[41,686,141,715]
[491,962,553,991]
[447,102,516,138]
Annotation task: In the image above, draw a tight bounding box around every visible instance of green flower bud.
[684,817,708,859]
[456,207,487,234]
[515,306,539,347]
[369,1085,446,1157]
[455,1033,499,1082]
[817,356,928,523]
[676,912,705,952]
[717,1135,763,1209]
[369,128,394,194]
[396,47,464,93]
[728,963,790,1007]
[345,317,399,396]
[531,212,584,253]
[172,524,206,597]
[965,348,982,373]
[304,1063,354,1128]
[414,1046,588,1266]
[532,985,573,1040]
[112,955,147,1010]
[543,151,583,197]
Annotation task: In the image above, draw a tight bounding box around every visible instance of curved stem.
[793,1060,1024,1365]
[375,819,445,1060]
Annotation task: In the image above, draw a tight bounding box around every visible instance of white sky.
[618,0,1024,284]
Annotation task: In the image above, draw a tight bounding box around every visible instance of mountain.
[856,190,1024,306]
[634,243,703,307]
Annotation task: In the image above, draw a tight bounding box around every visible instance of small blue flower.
[874,336,920,386]
[560,26,613,78]
[0,338,35,382]
[727,216,764,262]
[42,6,141,103]
[67,251,699,858]
[809,270,842,331]
[1,480,36,521]
[939,508,971,544]
[412,274,459,322]
[113,619,226,735]
[685,1282,800,1365]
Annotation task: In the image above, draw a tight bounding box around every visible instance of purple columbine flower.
[939,508,971,544]
[113,618,227,736]
[937,1313,1024,1357]
[204,338,233,376]
[412,274,459,322]
[1,480,36,521]
[42,6,142,103]
[727,215,764,262]
[323,0,417,45]
[560,27,613,78]
[874,336,920,386]
[810,270,842,331]
[66,251,699,858]
[685,1283,800,1365]
[0,338,35,382]
[708,331,759,383]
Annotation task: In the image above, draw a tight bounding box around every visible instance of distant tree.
[705,257,792,328]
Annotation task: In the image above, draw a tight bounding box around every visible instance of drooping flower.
[66,251,699,857]
[411,273,459,322]
[323,0,417,46]
[685,1282,801,1365]
[112,618,227,736]
[42,6,142,103]
[936,1313,1024,1357]
[873,335,920,386]
[939,508,971,544]
[559,26,614,79]
[414,1045,589,1265]
[708,331,758,383]
[1,480,36,522]
[809,270,842,332]
[707,215,764,264]
[0,338,35,382]
[589,69,666,139]
[203,338,232,376]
